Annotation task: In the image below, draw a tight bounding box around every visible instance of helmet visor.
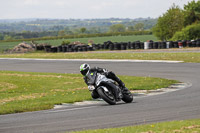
[80,69,88,76]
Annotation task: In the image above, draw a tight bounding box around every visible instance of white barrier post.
[144,42,149,50]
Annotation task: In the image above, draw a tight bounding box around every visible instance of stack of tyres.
[92,44,96,50]
[158,42,162,49]
[149,41,153,49]
[168,41,174,48]
[109,44,114,50]
[196,39,200,47]
[192,41,196,47]
[77,46,83,52]
[73,45,79,52]
[86,45,90,51]
[88,45,93,51]
[161,42,166,49]
[114,43,121,50]
[173,41,179,48]
[121,43,127,50]
[51,47,58,53]
[182,40,187,47]
[36,45,44,51]
[62,45,68,52]
[82,46,87,52]
[44,45,52,52]
[127,42,131,49]
[101,44,105,50]
[103,43,107,49]
[178,41,183,48]
[186,41,192,47]
[140,42,144,49]
[67,45,74,52]
[104,41,113,50]
[97,44,101,50]
[92,44,99,50]
[130,42,135,49]
[153,42,158,49]
[125,42,129,50]
[57,46,63,52]
[135,41,140,49]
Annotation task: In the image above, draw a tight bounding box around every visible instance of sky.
[0,0,196,19]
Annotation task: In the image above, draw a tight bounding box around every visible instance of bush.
[61,40,71,45]
[171,23,200,41]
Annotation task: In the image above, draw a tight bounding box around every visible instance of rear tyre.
[97,88,116,105]
[122,90,133,103]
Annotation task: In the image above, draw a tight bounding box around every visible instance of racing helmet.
[80,63,90,76]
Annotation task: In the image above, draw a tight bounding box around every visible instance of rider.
[80,63,127,100]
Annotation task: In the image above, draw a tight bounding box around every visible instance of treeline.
[0,31,152,43]
[153,0,200,41]
[0,21,154,42]
[0,18,157,32]
[0,18,157,41]
[0,31,58,40]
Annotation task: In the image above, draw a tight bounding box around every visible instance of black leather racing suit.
[83,67,125,99]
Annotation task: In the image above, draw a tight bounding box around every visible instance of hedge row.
[0,31,152,43]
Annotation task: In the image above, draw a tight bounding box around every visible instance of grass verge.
[0,52,200,63]
[72,119,200,133]
[0,71,177,115]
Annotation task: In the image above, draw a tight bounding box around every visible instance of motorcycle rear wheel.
[97,88,116,105]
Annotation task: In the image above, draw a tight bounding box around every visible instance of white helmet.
[80,63,90,76]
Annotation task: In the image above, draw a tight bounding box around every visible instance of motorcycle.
[86,71,133,105]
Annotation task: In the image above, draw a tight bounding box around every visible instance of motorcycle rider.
[80,63,128,100]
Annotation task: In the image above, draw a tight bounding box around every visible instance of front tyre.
[97,87,116,105]
[122,90,133,103]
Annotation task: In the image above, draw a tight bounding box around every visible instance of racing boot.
[117,80,129,93]
[116,79,126,90]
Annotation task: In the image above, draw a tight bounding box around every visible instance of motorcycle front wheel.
[122,90,133,103]
[97,87,116,105]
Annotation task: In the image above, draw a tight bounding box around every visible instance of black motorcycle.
[86,71,133,105]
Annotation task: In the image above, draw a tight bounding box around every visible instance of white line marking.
[0,58,183,63]
[45,106,97,113]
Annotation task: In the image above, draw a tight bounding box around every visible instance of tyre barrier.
[192,41,197,47]
[40,39,200,53]
[162,42,166,49]
[173,41,179,48]
[197,40,200,47]
[135,41,141,49]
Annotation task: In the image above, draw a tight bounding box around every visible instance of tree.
[109,24,126,33]
[134,23,144,31]
[183,0,200,26]
[0,33,3,40]
[171,23,200,40]
[3,35,13,40]
[152,4,184,40]
[127,26,135,31]
[80,27,86,33]
[58,30,65,36]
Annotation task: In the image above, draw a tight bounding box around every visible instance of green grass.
[72,119,200,133]
[0,35,156,51]
[0,52,200,63]
[0,41,21,51]
[0,71,177,115]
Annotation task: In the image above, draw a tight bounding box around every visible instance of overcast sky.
[0,0,195,19]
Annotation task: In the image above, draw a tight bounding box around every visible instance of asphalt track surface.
[0,58,200,133]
